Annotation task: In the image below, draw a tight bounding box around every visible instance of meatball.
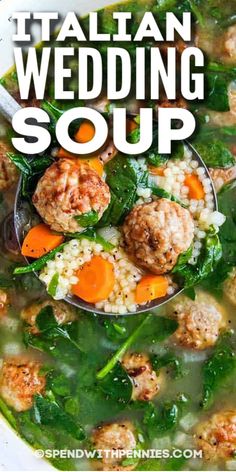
[173,296,225,350]
[91,422,137,471]
[99,140,118,164]
[0,141,18,191]
[224,26,236,61]
[122,352,164,401]
[122,200,194,275]
[0,358,46,411]
[32,159,111,233]
[224,268,236,306]
[21,299,76,334]
[0,290,9,317]
[195,410,236,461]
[209,165,236,192]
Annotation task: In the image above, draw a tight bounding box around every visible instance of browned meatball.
[0,358,46,412]
[122,200,194,275]
[224,268,236,306]
[122,352,164,401]
[0,290,9,317]
[209,165,236,192]
[173,296,225,350]
[91,422,137,471]
[0,141,18,191]
[224,26,236,61]
[21,299,76,335]
[32,159,110,233]
[195,410,236,461]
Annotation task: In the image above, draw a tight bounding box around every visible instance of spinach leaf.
[143,394,188,439]
[97,315,178,379]
[172,246,193,273]
[218,180,236,264]
[137,456,187,471]
[97,315,152,379]
[7,153,54,175]
[47,371,71,397]
[200,259,233,296]
[98,155,148,226]
[193,141,235,168]
[33,394,85,440]
[173,228,222,288]
[205,73,230,112]
[202,332,236,409]
[151,353,186,379]
[74,210,99,227]
[146,153,169,167]
[35,306,81,351]
[98,362,133,404]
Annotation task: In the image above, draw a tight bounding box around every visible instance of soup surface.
[0,0,236,470]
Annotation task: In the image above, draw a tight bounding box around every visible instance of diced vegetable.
[148,166,165,176]
[135,275,168,304]
[21,224,65,259]
[184,174,205,200]
[47,272,59,297]
[126,118,138,134]
[56,151,104,177]
[75,120,95,143]
[71,255,115,303]
[79,157,103,176]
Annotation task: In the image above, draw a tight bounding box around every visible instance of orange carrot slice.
[21,224,64,259]
[72,256,115,303]
[78,157,104,177]
[75,120,95,144]
[56,148,77,159]
[135,275,168,304]
[148,166,165,176]
[126,119,138,135]
[56,149,104,177]
[184,174,205,200]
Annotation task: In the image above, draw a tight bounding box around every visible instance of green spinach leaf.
[33,394,85,440]
[202,332,236,409]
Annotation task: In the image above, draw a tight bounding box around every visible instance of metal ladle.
[0,83,218,315]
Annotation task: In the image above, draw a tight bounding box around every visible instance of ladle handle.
[0,84,21,122]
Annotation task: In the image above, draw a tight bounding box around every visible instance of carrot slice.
[78,157,104,177]
[21,224,64,259]
[56,149,104,177]
[126,119,138,135]
[75,120,95,144]
[148,166,165,176]
[184,174,205,200]
[72,256,115,303]
[57,148,77,159]
[135,275,168,304]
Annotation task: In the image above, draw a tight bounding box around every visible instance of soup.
[0,0,236,470]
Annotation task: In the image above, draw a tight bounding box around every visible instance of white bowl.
[0,1,114,469]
